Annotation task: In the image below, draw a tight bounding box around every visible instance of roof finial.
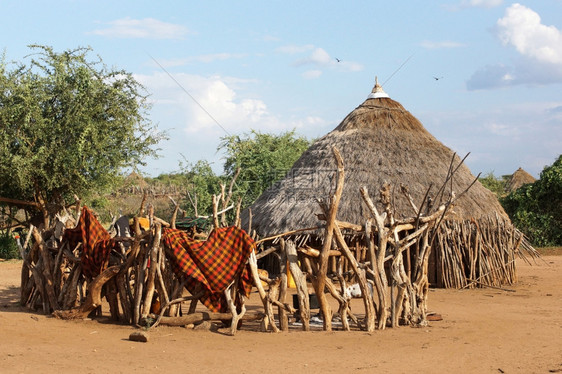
[367,76,389,99]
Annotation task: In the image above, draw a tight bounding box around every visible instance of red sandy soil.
[1,256,561,374]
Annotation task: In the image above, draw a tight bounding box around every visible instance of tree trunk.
[54,265,120,319]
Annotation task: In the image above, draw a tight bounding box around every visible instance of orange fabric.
[63,206,115,279]
[161,226,254,312]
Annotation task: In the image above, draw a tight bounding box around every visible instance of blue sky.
[1,1,561,178]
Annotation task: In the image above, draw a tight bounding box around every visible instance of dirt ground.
[1,255,561,374]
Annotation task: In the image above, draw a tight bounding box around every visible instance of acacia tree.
[0,45,164,227]
[219,129,312,208]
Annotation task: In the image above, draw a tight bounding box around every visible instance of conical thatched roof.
[124,172,149,189]
[507,167,536,192]
[243,79,509,237]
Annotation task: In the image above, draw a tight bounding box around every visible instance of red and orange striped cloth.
[161,226,255,312]
[63,206,115,279]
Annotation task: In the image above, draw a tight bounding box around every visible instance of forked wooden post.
[224,280,246,336]
[248,250,279,332]
[313,146,345,331]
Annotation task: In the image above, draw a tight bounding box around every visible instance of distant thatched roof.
[507,167,536,192]
[243,79,509,237]
[124,172,148,189]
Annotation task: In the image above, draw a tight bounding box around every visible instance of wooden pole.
[278,240,289,331]
[141,224,162,318]
[248,250,279,332]
[313,146,345,331]
[286,240,310,331]
[360,187,389,329]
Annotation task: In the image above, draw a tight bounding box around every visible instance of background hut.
[243,78,528,288]
[507,167,536,192]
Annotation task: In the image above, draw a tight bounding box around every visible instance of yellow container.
[287,265,296,288]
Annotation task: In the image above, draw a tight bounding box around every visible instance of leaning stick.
[465,278,516,292]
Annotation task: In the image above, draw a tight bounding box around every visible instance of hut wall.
[431,218,518,288]
[257,217,520,289]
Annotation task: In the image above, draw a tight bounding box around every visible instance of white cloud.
[445,0,502,11]
[468,4,562,89]
[485,121,514,136]
[278,116,330,138]
[135,71,314,174]
[496,3,562,64]
[547,105,562,117]
[295,47,332,66]
[302,70,322,79]
[292,47,364,73]
[135,72,302,136]
[276,44,315,54]
[467,64,512,89]
[461,0,503,8]
[420,40,466,49]
[90,18,190,39]
[419,102,562,177]
[262,35,281,42]
[276,44,363,73]
[501,73,514,81]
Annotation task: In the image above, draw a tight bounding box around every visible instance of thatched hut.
[507,167,536,192]
[243,78,528,288]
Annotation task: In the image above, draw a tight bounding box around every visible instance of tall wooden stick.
[141,224,162,318]
[313,146,345,331]
[286,240,310,331]
[360,187,389,329]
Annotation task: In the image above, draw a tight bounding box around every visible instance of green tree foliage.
[502,155,562,246]
[178,160,224,217]
[219,129,312,207]
[0,230,20,259]
[479,172,508,198]
[0,45,164,225]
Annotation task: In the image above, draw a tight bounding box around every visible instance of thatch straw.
[242,82,509,237]
[507,167,536,192]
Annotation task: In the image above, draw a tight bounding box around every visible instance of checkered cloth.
[161,226,255,312]
[63,206,114,279]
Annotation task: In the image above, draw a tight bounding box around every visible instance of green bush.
[0,230,21,259]
[502,155,561,246]
[479,172,508,198]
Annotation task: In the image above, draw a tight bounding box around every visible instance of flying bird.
[433,76,443,80]
[335,58,341,62]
